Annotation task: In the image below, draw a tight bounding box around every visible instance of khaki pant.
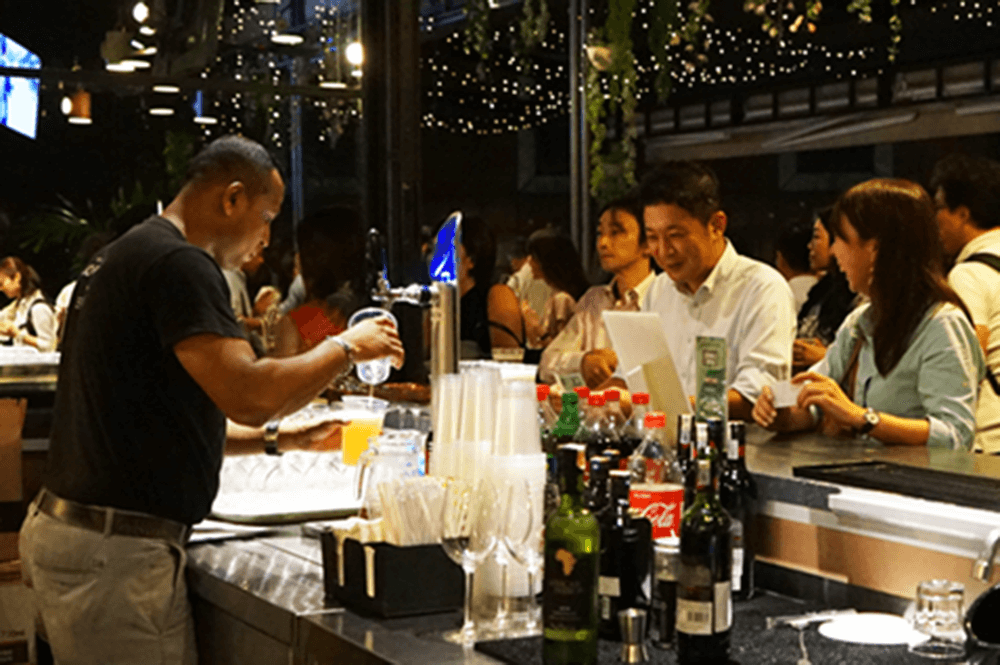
[19,498,197,665]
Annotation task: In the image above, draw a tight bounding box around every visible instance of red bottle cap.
[588,394,606,407]
[574,386,590,400]
[632,392,650,405]
[536,384,550,401]
[644,411,666,428]
[604,389,621,401]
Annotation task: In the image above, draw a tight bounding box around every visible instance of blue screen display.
[0,34,41,140]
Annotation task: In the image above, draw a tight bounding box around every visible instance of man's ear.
[954,204,973,227]
[708,210,727,237]
[222,181,247,216]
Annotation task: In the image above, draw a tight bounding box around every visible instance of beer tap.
[367,212,462,379]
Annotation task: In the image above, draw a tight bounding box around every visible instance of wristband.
[264,419,281,456]
[330,335,356,365]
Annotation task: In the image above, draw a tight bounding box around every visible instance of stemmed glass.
[503,478,545,636]
[440,477,500,646]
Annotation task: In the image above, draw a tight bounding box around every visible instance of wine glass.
[440,477,500,646]
[503,478,545,636]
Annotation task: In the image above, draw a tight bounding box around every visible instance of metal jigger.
[618,608,650,663]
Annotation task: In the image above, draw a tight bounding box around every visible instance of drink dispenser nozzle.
[367,212,462,379]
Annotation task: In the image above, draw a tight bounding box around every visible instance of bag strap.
[961,254,1000,396]
[964,253,1000,273]
[837,332,864,399]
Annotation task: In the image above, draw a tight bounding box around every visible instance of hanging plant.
[887,0,902,62]
[586,0,639,206]
[648,0,681,102]
[517,0,550,74]
[464,0,492,63]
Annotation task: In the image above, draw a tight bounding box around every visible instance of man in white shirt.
[623,161,796,421]
[931,152,1000,453]
[539,197,655,387]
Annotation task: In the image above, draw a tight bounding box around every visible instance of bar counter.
[186,426,1000,664]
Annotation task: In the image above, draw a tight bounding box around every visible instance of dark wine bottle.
[676,458,733,665]
[585,456,611,519]
[705,417,725,482]
[676,413,694,479]
[683,422,708,510]
[719,420,757,601]
[544,444,600,665]
[598,470,652,641]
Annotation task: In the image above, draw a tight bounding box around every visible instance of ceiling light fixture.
[346,42,364,66]
[271,33,304,46]
[120,59,151,69]
[106,61,135,73]
[149,107,174,116]
[64,89,92,124]
[132,2,150,23]
[319,81,347,89]
[194,116,218,125]
[139,26,156,36]
[153,85,180,94]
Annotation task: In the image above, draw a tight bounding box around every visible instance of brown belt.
[37,488,190,547]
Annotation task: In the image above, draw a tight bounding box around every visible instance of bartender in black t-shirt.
[18,135,404,665]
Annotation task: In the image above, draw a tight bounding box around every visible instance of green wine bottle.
[543,444,600,665]
[676,458,733,664]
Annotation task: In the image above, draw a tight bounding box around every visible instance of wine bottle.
[719,420,757,601]
[598,470,652,641]
[676,458,733,665]
[676,413,694,479]
[544,444,600,665]
[585,456,612,519]
[683,422,708,509]
[705,417,725,482]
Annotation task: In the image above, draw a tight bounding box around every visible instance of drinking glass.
[346,307,398,385]
[908,579,966,659]
[440,477,501,646]
[503,478,544,636]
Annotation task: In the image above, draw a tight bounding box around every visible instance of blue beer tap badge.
[429,211,462,285]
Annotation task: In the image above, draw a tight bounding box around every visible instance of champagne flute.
[440,478,500,645]
[503,478,544,636]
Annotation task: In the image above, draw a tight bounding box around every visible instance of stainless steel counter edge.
[186,533,505,665]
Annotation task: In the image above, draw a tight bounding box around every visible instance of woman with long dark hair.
[523,230,591,349]
[754,179,985,449]
[792,206,862,372]
[0,256,56,351]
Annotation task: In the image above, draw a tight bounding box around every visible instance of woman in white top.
[522,230,591,350]
[0,256,57,352]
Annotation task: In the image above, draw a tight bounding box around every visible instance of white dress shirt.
[538,271,656,384]
[788,274,818,314]
[948,228,1000,452]
[641,241,796,401]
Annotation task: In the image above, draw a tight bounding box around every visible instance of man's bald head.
[183,135,280,198]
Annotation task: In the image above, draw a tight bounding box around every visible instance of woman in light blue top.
[754,179,985,450]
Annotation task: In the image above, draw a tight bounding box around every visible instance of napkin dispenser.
[320,531,463,618]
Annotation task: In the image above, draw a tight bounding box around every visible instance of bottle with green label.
[676,458,733,664]
[543,444,600,665]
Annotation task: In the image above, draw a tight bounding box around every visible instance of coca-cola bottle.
[603,389,628,436]
[628,411,685,540]
[574,393,620,467]
[573,386,591,422]
[619,392,651,460]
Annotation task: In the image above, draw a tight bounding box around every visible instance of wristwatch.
[858,407,880,435]
[264,419,281,456]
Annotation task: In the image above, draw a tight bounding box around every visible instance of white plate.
[818,612,929,645]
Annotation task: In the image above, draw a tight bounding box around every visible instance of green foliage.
[648,0,679,102]
[518,0,551,74]
[464,0,493,62]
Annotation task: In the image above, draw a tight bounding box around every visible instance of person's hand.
[752,385,779,429]
[338,317,405,369]
[0,321,16,337]
[793,338,827,367]
[793,371,865,430]
[282,418,347,451]
[581,348,618,388]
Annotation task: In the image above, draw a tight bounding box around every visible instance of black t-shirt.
[44,217,245,525]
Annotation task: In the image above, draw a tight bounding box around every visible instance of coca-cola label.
[629,483,684,539]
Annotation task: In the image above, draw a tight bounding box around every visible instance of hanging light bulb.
[346,42,364,66]
[132,1,150,23]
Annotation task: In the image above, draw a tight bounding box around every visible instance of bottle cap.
[574,386,590,400]
[644,411,666,428]
[536,384,550,401]
[632,392,650,405]
[588,394,606,407]
[604,389,621,401]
